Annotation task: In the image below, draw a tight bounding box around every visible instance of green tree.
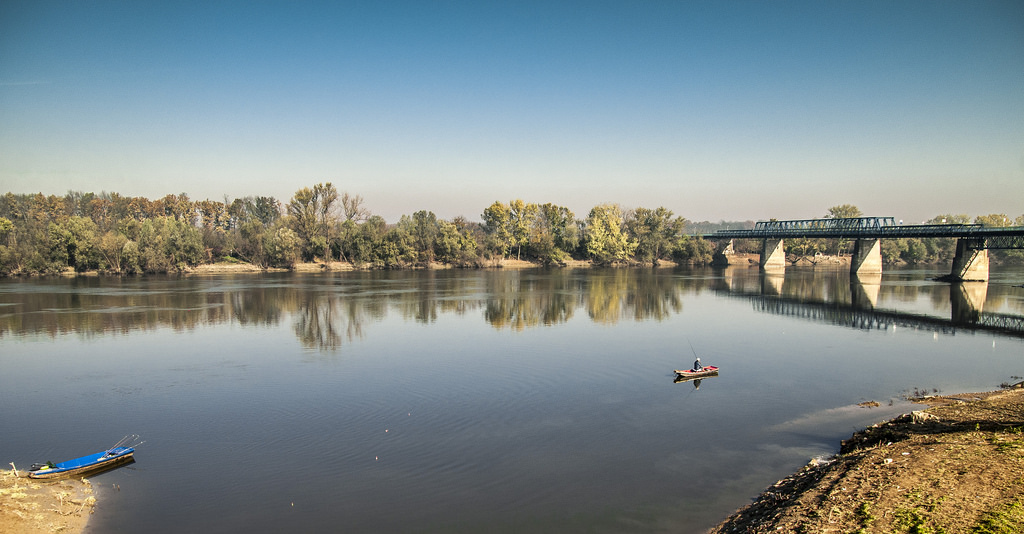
[0,217,13,245]
[434,220,478,265]
[98,230,129,272]
[263,225,301,268]
[48,216,100,272]
[508,199,538,260]
[529,203,578,264]
[672,236,714,264]
[880,238,907,264]
[409,210,440,263]
[626,207,686,263]
[482,201,513,258]
[137,216,203,272]
[585,204,636,263]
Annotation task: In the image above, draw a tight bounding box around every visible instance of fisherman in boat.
[692,357,702,372]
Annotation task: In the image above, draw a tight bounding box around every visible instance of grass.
[972,501,1024,534]
[852,501,874,534]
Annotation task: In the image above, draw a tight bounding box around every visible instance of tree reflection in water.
[1,267,1022,350]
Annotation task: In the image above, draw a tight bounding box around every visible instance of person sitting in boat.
[692,357,703,372]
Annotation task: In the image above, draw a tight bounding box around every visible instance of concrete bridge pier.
[947,238,989,282]
[850,239,883,276]
[712,239,735,266]
[759,239,786,272]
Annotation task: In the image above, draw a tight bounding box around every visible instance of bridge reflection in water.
[713,267,1024,339]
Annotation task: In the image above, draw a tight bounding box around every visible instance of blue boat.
[28,435,140,479]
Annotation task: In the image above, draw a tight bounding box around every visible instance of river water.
[2,265,1022,533]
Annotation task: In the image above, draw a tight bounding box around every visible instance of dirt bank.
[0,469,94,534]
[710,385,1024,533]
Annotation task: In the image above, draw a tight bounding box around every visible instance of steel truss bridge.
[703,217,1024,250]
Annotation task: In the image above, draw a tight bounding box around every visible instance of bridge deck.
[699,217,1024,248]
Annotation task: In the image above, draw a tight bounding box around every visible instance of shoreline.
[709,384,1024,533]
[0,468,95,534]
[6,254,1009,278]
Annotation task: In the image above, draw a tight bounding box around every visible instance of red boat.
[673,365,719,380]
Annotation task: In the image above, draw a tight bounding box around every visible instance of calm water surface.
[2,266,1022,533]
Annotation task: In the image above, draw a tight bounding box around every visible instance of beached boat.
[673,365,719,380]
[28,436,139,479]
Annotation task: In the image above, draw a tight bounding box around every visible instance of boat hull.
[673,365,719,380]
[28,447,135,479]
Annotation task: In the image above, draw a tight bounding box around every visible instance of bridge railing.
[752,217,896,234]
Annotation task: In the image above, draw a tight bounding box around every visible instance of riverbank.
[187,257,673,274]
[710,384,1024,533]
[0,469,94,534]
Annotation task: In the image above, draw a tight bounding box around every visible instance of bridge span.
[698,217,1024,282]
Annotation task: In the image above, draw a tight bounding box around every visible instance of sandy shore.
[0,468,94,534]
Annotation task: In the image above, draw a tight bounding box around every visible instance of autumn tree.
[585,204,636,263]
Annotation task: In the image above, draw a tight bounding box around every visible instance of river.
[1,265,1022,533]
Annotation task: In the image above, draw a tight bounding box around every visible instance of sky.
[1,1,1022,224]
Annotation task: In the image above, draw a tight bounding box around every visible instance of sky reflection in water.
[0,266,1022,533]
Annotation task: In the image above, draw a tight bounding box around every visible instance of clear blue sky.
[2,1,1022,223]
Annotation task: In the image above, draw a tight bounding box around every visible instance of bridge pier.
[850,239,882,276]
[712,239,734,266]
[759,239,786,271]
[947,238,989,282]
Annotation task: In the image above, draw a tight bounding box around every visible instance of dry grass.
[0,469,93,534]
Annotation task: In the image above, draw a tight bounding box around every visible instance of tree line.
[0,185,716,275]
[1,192,1019,276]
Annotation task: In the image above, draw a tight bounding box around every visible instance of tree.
[531,203,578,264]
[0,217,13,246]
[434,220,478,265]
[974,213,1011,227]
[482,201,513,258]
[287,184,338,261]
[340,193,370,222]
[409,210,440,263]
[98,230,129,272]
[585,204,636,263]
[508,200,538,260]
[49,216,100,272]
[626,207,685,263]
[672,236,714,264]
[825,204,863,219]
[313,183,339,260]
[262,225,301,268]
